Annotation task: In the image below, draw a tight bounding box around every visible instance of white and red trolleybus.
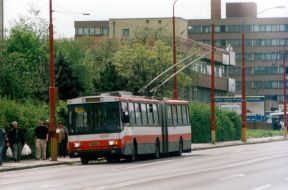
[67,91,191,164]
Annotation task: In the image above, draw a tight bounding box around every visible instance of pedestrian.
[0,126,9,166]
[57,121,68,158]
[44,120,50,159]
[8,121,25,162]
[35,121,48,160]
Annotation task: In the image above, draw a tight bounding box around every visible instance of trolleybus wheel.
[155,140,160,159]
[177,139,183,157]
[80,157,89,165]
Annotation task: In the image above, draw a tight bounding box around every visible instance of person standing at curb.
[35,121,48,160]
[0,127,9,166]
[57,121,68,158]
[8,121,25,162]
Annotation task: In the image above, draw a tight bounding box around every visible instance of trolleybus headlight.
[108,140,116,146]
[74,142,81,148]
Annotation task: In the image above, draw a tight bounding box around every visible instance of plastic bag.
[6,147,13,158]
[21,144,32,156]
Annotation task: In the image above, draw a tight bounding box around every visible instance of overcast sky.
[4,0,288,38]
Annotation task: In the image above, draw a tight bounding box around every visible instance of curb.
[0,161,79,173]
[192,137,287,151]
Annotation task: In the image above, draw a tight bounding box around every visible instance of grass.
[248,129,284,138]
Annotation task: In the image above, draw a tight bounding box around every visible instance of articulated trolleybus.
[68,91,191,164]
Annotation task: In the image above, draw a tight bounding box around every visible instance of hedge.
[189,101,241,143]
[0,97,67,159]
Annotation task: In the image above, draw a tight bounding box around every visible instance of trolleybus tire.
[80,157,89,165]
[154,140,160,159]
[127,142,137,162]
[177,139,183,157]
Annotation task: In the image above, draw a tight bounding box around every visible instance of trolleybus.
[67,91,191,164]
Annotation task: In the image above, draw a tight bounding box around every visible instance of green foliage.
[189,101,241,143]
[0,98,49,157]
[248,129,283,138]
[55,53,84,100]
[93,61,128,92]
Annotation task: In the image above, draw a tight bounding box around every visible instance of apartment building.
[74,16,235,102]
[188,2,288,110]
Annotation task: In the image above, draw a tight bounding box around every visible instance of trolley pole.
[49,0,57,161]
[211,21,216,144]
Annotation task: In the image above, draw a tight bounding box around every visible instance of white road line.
[219,173,245,180]
[122,159,174,170]
[252,184,272,190]
[40,184,60,188]
[85,153,288,190]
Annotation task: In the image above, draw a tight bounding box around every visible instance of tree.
[93,61,128,92]
[55,53,84,100]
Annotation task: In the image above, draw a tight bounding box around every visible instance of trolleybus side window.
[153,104,159,125]
[171,105,178,126]
[182,105,188,125]
[128,102,136,124]
[147,104,154,126]
[121,102,129,123]
[177,105,183,125]
[135,103,141,125]
[141,103,148,125]
[167,105,173,126]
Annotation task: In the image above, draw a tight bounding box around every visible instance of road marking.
[122,159,174,170]
[219,173,245,180]
[86,153,288,190]
[252,184,272,190]
[40,184,59,188]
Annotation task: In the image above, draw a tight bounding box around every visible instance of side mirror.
[122,111,130,123]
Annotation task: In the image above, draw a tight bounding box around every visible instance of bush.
[0,97,67,159]
[189,101,241,143]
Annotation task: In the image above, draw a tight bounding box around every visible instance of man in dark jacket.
[8,121,25,162]
[0,127,8,166]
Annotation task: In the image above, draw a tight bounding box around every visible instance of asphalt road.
[0,141,287,190]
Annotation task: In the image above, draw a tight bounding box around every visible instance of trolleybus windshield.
[68,102,121,135]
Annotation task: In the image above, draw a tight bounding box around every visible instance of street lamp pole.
[49,0,57,161]
[241,5,285,143]
[211,21,216,144]
[172,0,179,99]
[283,50,288,138]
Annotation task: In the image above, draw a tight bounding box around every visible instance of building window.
[84,28,89,35]
[77,28,84,35]
[279,24,285,32]
[253,25,259,32]
[189,26,202,33]
[226,25,240,33]
[122,29,129,37]
[202,26,210,33]
[244,25,252,32]
[260,25,266,32]
[103,28,109,36]
[90,28,96,35]
[95,28,101,35]
[285,24,288,32]
[271,24,277,32]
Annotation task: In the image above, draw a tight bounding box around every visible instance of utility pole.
[211,21,216,144]
[49,0,57,161]
[283,49,288,138]
[172,0,179,99]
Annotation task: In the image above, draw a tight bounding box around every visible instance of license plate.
[90,142,99,146]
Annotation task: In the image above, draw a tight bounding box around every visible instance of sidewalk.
[0,136,286,172]
[0,157,80,173]
[192,136,287,150]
